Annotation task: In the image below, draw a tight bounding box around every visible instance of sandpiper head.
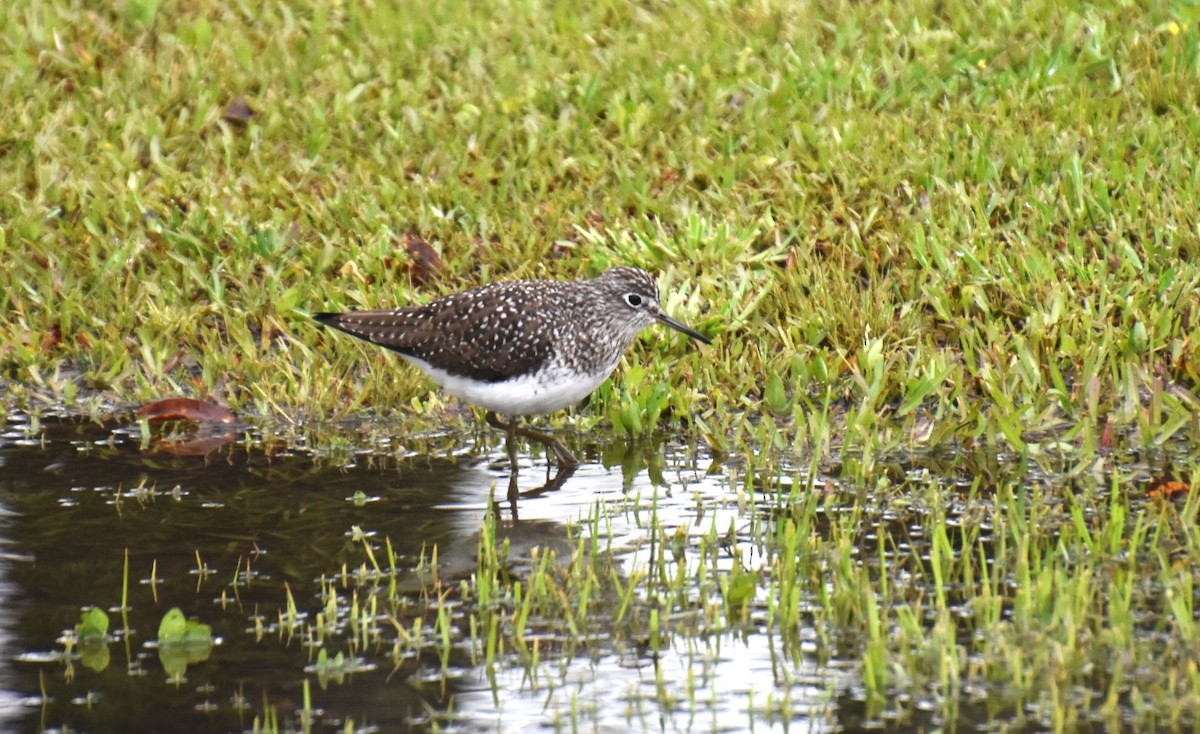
[592,267,711,345]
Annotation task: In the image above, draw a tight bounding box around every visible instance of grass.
[3,0,1197,445]
[3,0,1200,730]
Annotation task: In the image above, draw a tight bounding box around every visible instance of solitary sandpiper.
[313,267,710,468]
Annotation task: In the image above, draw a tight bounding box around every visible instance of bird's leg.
[513,422,579,468]
[485,412,580,468]
[506,472,520,518]
[487,412,522,515]
[486,411,521,476]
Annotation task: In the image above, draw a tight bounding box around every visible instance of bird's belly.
[404,357,614,416]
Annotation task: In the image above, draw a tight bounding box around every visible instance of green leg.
[485,412,580,468]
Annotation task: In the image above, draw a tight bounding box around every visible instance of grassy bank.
[3,0,1197,451]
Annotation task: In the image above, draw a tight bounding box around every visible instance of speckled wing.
[313,285,557,383]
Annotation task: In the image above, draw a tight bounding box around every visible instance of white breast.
[402,355,618,417]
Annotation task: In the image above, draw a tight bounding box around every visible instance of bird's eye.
[624,293,643,307]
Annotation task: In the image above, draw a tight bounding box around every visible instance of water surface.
[0,412,1189,732]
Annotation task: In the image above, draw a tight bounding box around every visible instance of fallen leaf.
[402,233,445,284]
[40,324,62,351]
[1148,479,1190,500]
[136,398,236,424]
[221,97,254,126]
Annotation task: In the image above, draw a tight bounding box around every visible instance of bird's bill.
[656,313,711,345]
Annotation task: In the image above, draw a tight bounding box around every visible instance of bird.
[313,266,710,469]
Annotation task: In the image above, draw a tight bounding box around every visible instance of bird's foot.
[485,412,580,467]
[546,437,580,468]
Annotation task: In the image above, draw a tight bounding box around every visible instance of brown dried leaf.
[136,398,236,424]
[222,96,254,126]
[40,324,62,352]
[1148,479,1190,500]
[402,233,445,284]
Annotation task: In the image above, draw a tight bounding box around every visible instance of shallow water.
[0,412,1192,732]
[0,413,845,733]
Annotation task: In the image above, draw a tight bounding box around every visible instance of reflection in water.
[0,413,898,733]
[0,488,26,732]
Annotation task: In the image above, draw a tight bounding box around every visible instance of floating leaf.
[158,608,188,642]
[75,607,113,672]
[157,608,214,678]
[184,622,213,644]
[75,607,109,640]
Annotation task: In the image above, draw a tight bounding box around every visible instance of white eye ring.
[624,293,644,307]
